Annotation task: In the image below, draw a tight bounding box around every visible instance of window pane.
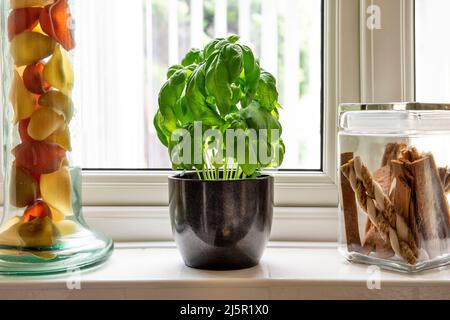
[73,0,322,170]
[416,0,450,102]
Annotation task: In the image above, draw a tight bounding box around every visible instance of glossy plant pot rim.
[169,172,273,183]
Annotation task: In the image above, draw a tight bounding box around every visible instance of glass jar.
[338,103,450,272]
[0,0,113,275]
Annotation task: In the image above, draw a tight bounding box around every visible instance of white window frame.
[0,0,416,242]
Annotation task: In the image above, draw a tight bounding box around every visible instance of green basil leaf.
[240,102,281,133]
[181,48,204,67]
[185,65,224,126]
[205,44,243,116]
[227,34,240,44]
[255,70,279,111]
[153,111,169,147]
[240,45,261,105]
[167,65,183,79]
[158,69,187,133]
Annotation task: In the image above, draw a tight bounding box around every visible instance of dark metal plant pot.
[168,173,274,270]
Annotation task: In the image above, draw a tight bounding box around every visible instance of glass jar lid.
[340,102,450,112]
[339,102,450,133]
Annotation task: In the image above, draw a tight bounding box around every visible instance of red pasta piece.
[23,200,53,223]
[7,7,42,41]
[39,0,75,51]
[22,63,50,95]
[12,140,66,176]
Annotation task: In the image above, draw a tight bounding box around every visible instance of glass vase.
[0,0,113,275]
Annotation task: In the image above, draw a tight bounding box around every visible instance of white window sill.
[83,206,339,242]
[1,242,450,300]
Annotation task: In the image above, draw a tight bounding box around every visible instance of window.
[72,0,323,170]
[415,0,450,102]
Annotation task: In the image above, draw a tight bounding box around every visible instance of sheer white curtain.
[72,0,146,168]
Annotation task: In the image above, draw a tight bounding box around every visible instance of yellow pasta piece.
[10,32,56,67]
[40,166,73,215]
[49,206,65,222]
[42,45,74,95]
[45,125,72,151]
[39,90,74,122]
[0,217,22,247]
[10,165,38,208]
[18,217,60,247]
[55,220,78,236]
[10,71,36,123]
[28,107,65,141]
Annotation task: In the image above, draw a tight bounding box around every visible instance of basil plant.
[154,35,285,180]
